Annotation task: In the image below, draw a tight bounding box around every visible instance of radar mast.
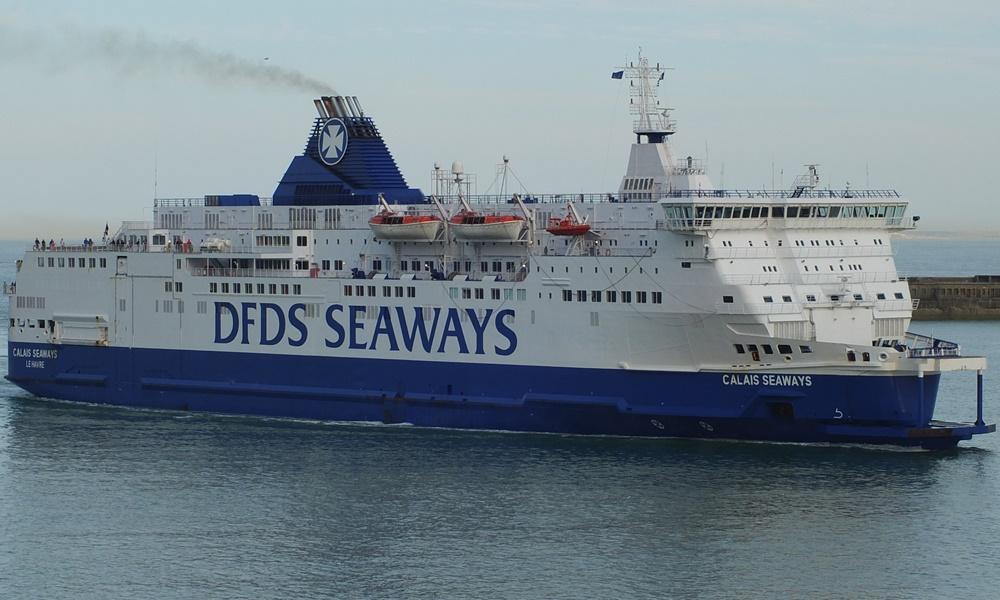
[615,49,675,143]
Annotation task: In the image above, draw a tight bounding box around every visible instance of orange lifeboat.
[450,210,525,241]
[368,196,443,241]
[546,204,591,236]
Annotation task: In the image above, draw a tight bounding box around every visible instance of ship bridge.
[660,190,913,232]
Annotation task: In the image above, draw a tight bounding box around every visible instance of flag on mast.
[611,70,624,79]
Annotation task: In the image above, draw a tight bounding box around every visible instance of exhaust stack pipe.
[322,96,338,117]
[313,99,328,118]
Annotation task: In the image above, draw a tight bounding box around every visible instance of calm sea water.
[2,239,1000,599]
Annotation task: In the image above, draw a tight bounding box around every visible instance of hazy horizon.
[1,1,998,240]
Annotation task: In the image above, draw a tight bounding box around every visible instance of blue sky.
[1,0,998,238]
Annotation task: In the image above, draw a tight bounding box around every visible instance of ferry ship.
[5,55,994,448]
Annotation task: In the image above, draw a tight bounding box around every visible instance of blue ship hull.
[5,341,989,448]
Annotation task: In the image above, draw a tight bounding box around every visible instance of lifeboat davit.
[369,209,442,241]
[545,203,591,236]
[450,210,525,241]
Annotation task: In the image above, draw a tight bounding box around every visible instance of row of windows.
[724,291,906,304]
[667,204,905,221]
[345,285,417,299]
[540,264,657,275]
[802,263,866,272]
[717,237,887,249]
[209,282,303,296]
[735,343,811,356]
[255,235,291,247]
[794,238,885,247]
[448,287,529,302]
[561,289,663,304]
[37,256,106,269]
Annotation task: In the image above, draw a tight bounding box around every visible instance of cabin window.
[257,284,265,294]
[853,294,863,301]
[763,296,773,303]
[576,290,587,302]
[367,285,376,297]
[778,344,793,355]
[722,295,734,303]
[334,260,344,270]
[652,292,662,304]
[407,287,416,298]
[895,292,905,299]
[48,258,54,267]
[799,345,813,353]
[606,290,617,303]
[462,288,471,299]
[296,236,308,247]
[591,291,601,303]
[395,286,404,297]
[782,295,792,302]
[622,291,632,303]
[636,291,647,303]
[563,290,572,302]
[806,295,816,302]
[355,285,364,297]
[762,344,774,355]
[475,288,484,300]
[681,262,691,269]
[877,293,886,300]
[734,344,745,354]
[269,284,277,295]
[165,282,173,292]
[492,288,501,300]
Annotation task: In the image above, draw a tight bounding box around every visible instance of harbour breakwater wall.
[908,276,1000,320]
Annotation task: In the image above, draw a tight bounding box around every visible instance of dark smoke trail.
[0,21,337,94]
